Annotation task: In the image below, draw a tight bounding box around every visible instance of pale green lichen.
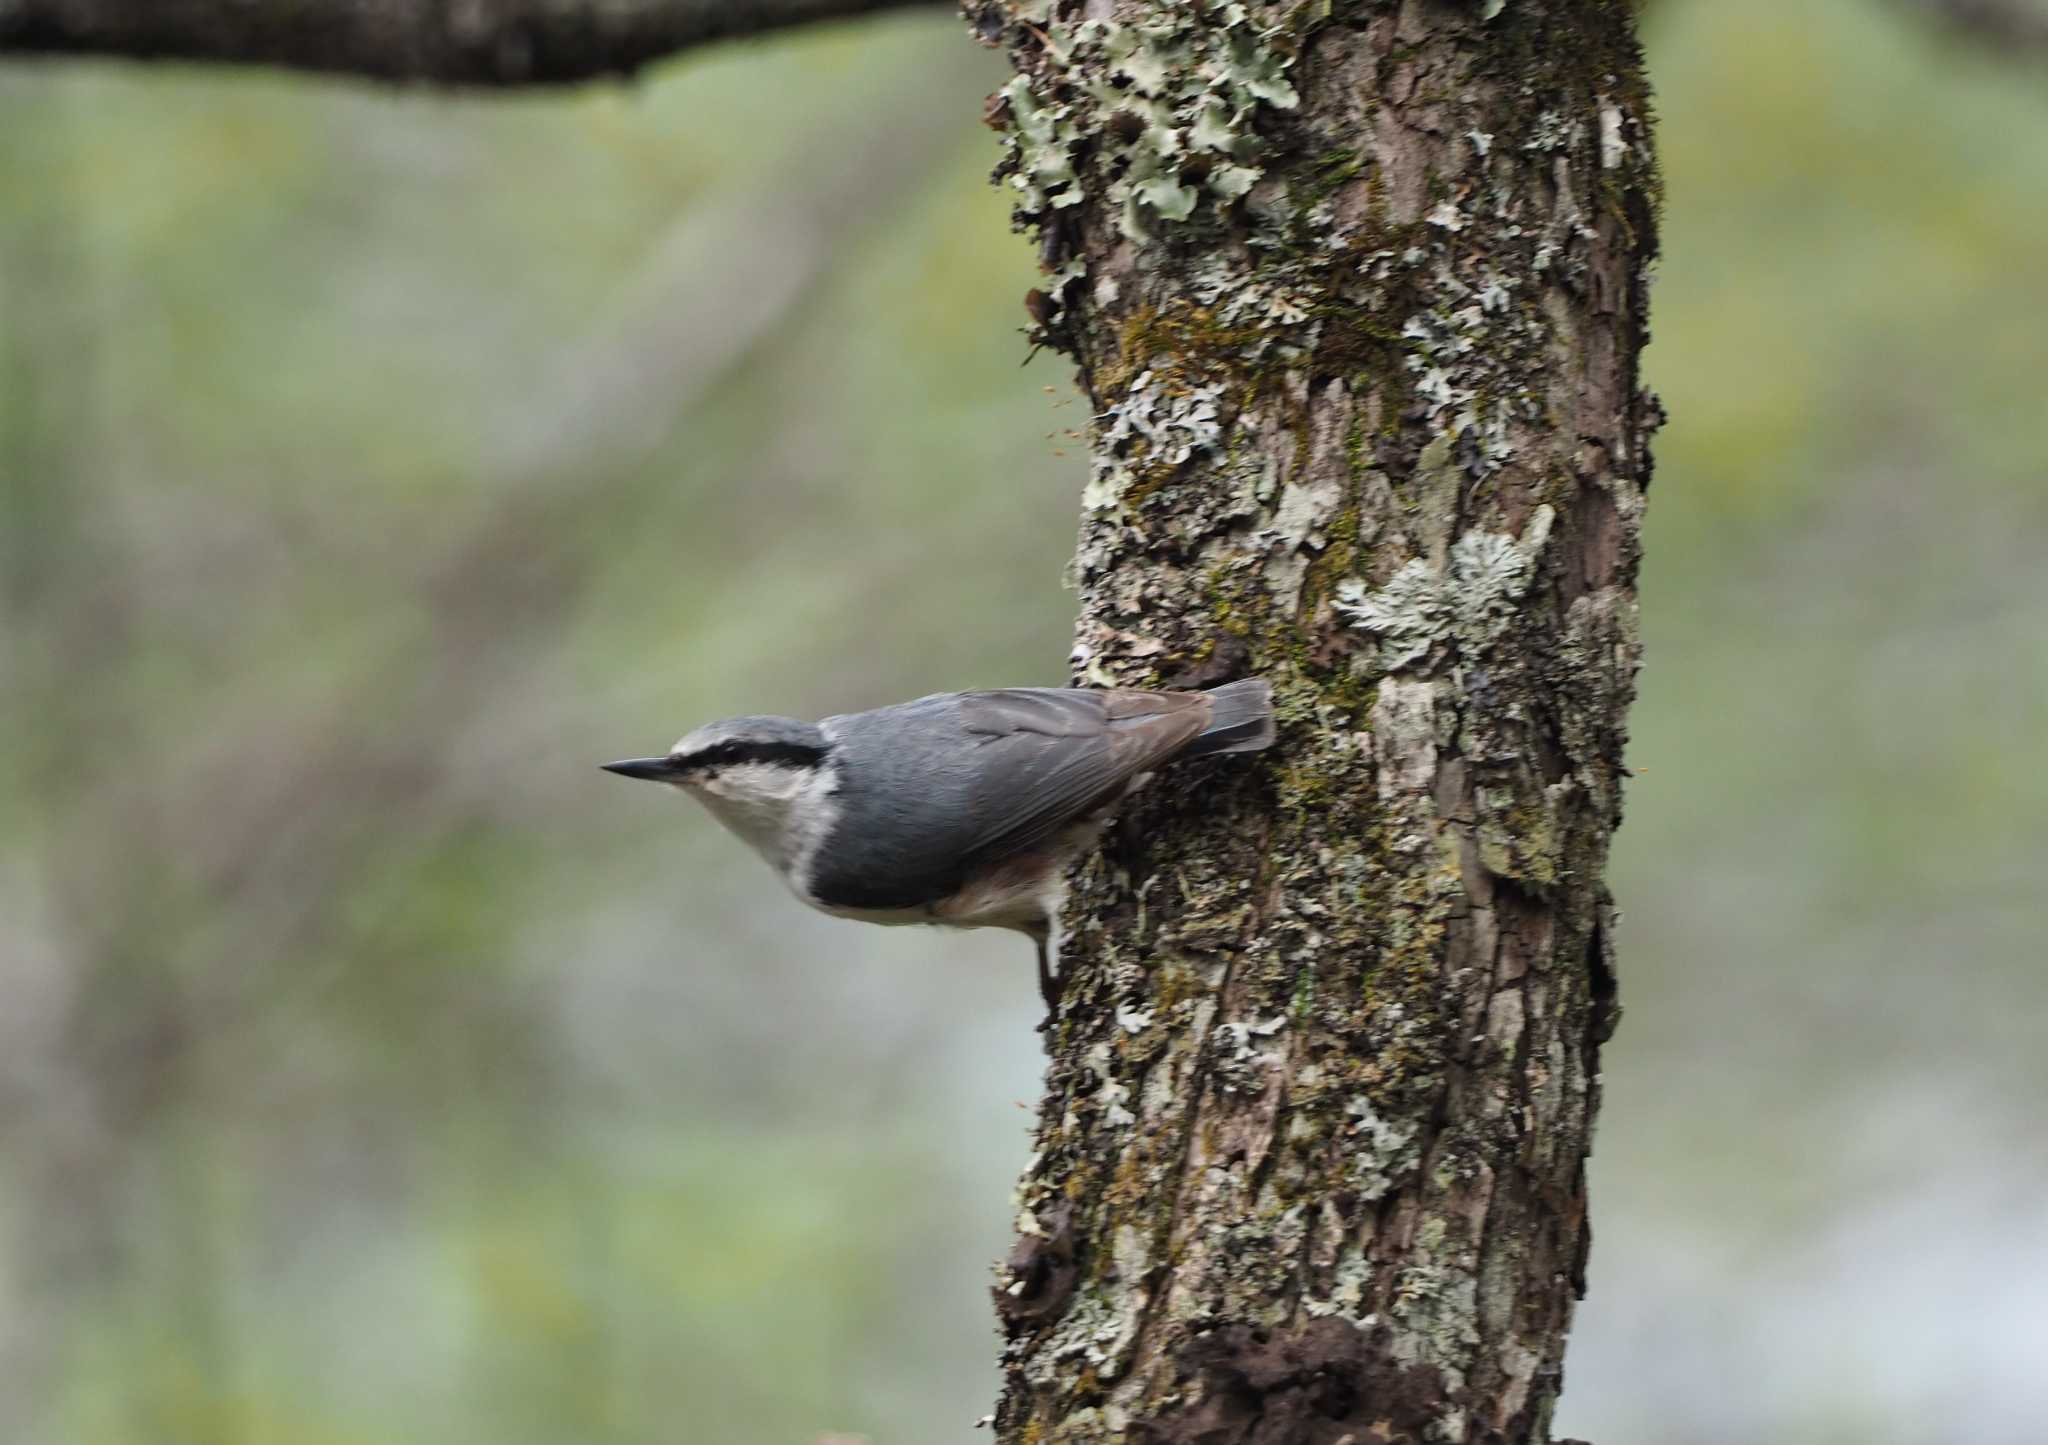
[1387,1220,1481,1374]
[1083,368,1228,516]
[987,0,1306,343]
[1336,561,1448,671]
[1026,1288,1139,1384]
[1209,1013,1287,1095]
[1303,1252,1375,1321]
[1085,1040,1138,1127]
[1342,1093,1421,1198]
[1474,778,1573,885]
[1102,370,1225,464]
[998,75,1084,213]
[1333,505,1555,671]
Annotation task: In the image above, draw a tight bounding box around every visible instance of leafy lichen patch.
[982,0,1310,341]
[1334,506,1555,673]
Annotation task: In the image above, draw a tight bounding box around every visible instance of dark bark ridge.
[0,0,951,85]
[973,2,1658,1441]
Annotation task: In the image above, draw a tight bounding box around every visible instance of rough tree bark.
[968,3,1656,1440]
[1,2,1658,1439]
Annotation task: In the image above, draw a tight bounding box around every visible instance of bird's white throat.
[682,761,838,885]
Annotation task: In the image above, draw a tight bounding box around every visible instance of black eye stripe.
[676,739,828,771]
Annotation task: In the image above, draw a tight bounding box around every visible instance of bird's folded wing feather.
[952,688,1210,864]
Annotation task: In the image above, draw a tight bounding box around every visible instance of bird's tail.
[1188,677,1276,756]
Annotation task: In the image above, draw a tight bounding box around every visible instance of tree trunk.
[970,3,1656,1440]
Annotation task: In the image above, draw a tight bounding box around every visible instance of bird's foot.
[1034,932,1060,1034]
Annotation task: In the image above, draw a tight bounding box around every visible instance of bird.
[601,678,1274,1018]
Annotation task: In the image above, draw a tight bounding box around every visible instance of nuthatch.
[602,679,1273,1016]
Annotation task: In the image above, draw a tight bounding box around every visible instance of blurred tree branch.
[1891,0,2048,52]
[0,0,952,85]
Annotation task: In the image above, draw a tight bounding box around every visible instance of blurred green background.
[1,1,2043,1441]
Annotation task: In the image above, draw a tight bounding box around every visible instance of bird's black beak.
[600,756,682,782]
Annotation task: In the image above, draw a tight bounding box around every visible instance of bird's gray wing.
[951,688,1211,863]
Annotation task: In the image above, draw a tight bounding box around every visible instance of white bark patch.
[1372,678,1440,801]
[1261,474,1345,602]
[1272,476,1343,549]
[1599,98,1627,170]
[1484,989,1526,1078]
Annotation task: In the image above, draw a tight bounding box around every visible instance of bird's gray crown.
[668,715,830,772]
